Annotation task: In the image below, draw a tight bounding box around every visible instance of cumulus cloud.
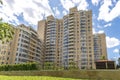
[60,0,75,11]
[98,30,104,34]
[60,0,88,12]
[0,0,53,27]
[93,28,96,34]
[62,10,67,15]
[104,23,112,27]
[106,36,120,48]
[93,28,104,34]
[77,0,89,10]
[71,0,81,4]
[98,0,120,22]
[113,48,119,53]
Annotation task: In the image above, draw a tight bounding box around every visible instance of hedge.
[0,63,38,71]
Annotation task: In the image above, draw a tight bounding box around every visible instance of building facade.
[38,16,63,68]
[0,42,12,64]
[62,7,94,69]
[38,7,96,69]
[0,24,43,66]
[93,33,107,61]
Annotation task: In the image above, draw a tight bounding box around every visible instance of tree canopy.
[0,21,14,43]
[0,0,14,43]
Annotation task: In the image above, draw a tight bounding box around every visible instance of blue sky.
[0,0,120,62]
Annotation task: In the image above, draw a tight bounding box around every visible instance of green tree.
[44,62,54,70]
[69,62,78,70]
[0,0,14,43]
[101,55,105,60]
[0,21,14,43]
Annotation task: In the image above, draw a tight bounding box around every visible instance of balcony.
[69,22,74,26]
[68,36,74,39]
[69,16,74,19]
[46,37,50,41]
[69,32,74,35]
[69,25,74,29]
[68,42,74,46]
[46,31,50,34]
[69,19,74,23]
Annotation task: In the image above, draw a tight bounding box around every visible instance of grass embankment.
[0,76,84,80]
[0,70,119,80]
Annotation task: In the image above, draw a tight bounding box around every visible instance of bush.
[0,63,38,71]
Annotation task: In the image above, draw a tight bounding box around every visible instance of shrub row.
[0,63,38,71]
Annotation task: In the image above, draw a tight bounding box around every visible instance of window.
[81,30,86,32]
[8,52,10,55]
[19,34,21,37]
[19,53,21,56]
[7,57,9,60]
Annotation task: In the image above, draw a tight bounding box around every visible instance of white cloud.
[106,36,120,48]
[60,0,88,12]
[91,0,100,6]
[93,28,104,34]
[113,48,119,53]
[77,0,89,10]
[97,24,102,28]
[71,0,81,4]
[60,0,75,11]
[98,30,104,34]
[62,10,67,15]
[53,7,60,17]
[98,0,120,22]
[0,0,53,28]
[93,28,96,34]
[104,23,112,27]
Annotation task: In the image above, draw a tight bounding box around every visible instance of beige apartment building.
[0,24,43,66]
[38,16,63,68]
[0,42,12,64]
[93,33,107,61]
[62,7,94,69]
[38,7,96,69]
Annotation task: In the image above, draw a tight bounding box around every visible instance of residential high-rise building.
[38,7,95,69]
[93,33,107,61]
[0,26,16,65]
[0,42,12,64]
[37,20,46,66]
[62,7,94,69]
[38,20,46,42]
[44,15,58,67]
[38,15,63,68]
[0,24,43,67]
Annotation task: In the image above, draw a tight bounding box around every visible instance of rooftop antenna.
[42,11,46,20]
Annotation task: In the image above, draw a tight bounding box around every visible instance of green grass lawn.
[0,76,86,80]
